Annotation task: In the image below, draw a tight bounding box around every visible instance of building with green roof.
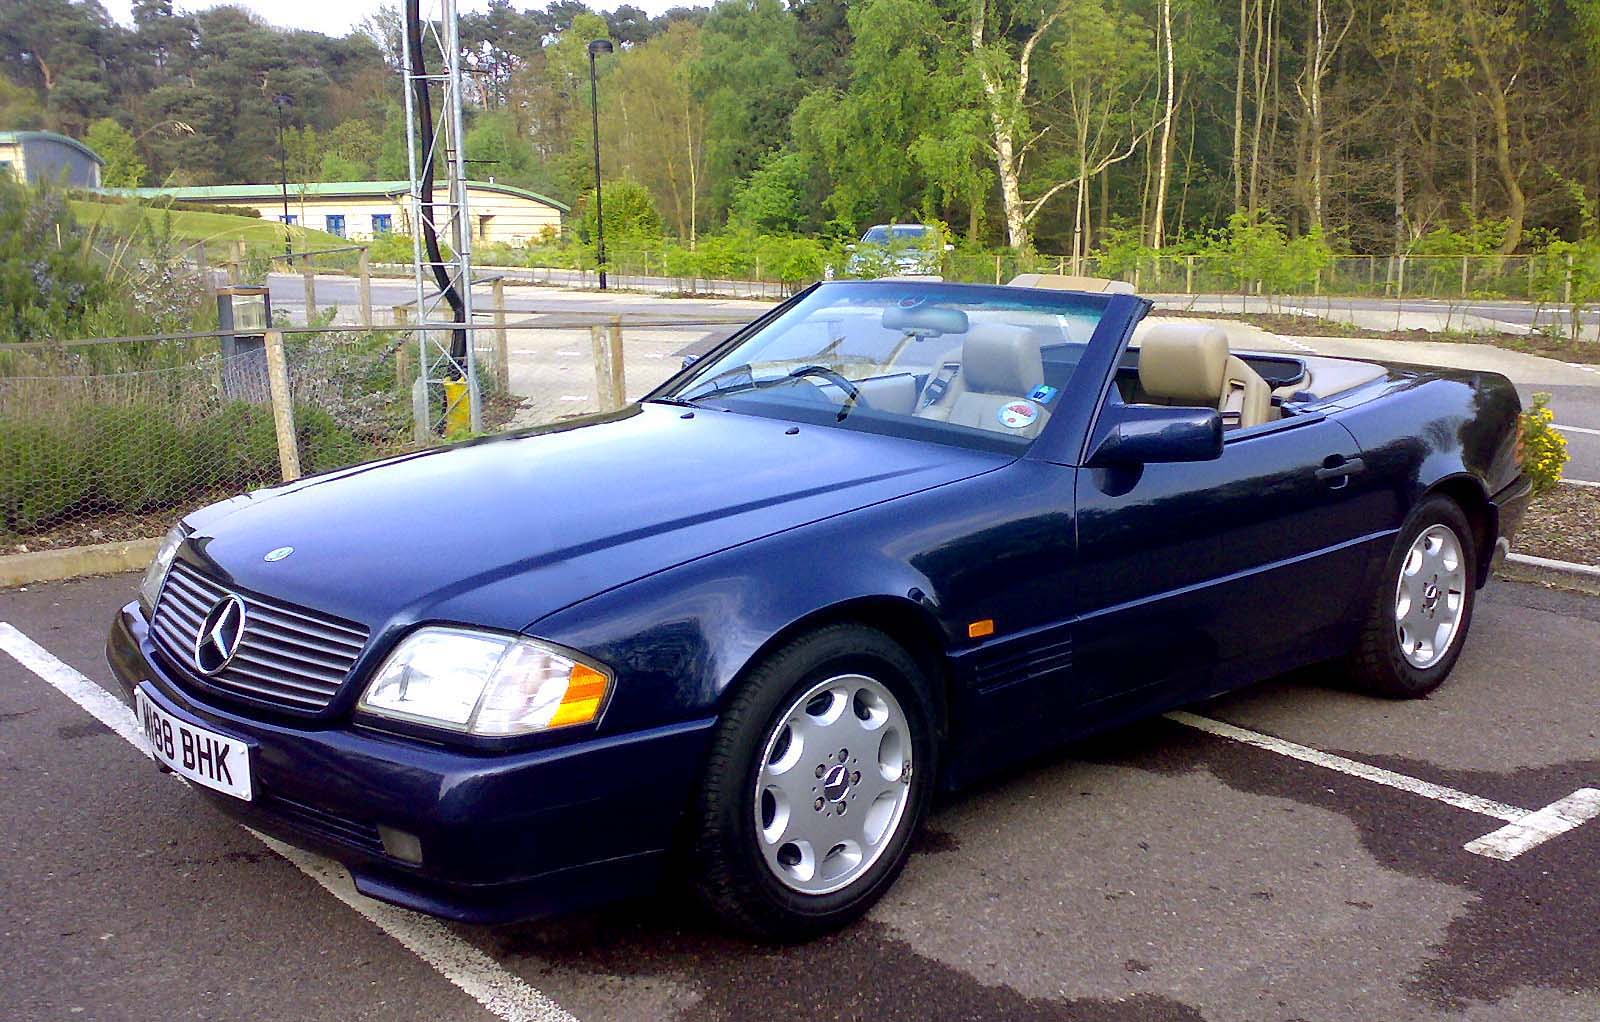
[1,130,104,188]
[96,179,569,245]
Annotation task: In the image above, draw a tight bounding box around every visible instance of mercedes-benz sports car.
[107,279,1531,939]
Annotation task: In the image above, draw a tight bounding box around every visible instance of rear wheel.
[691,624,938,940]
[1349,495,1477,698]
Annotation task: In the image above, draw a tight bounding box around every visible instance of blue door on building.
[325,214,346,238]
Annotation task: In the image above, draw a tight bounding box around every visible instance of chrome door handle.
[1315,457,1365,487]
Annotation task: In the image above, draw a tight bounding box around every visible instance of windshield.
[861,225,932,245]
[656,281,1113,452]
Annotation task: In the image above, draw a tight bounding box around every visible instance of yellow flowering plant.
[1520,393,1568,496]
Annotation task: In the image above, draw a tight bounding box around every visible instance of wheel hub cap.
[752,673,913,896]
[1394,524,1467,669]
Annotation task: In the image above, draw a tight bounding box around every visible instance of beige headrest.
[1138,323,1230,403]
[962,324,1043,395]
[1008,273,1136,294]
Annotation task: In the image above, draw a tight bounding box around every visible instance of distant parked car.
[109,278,1531,940]
[828,223,950,279]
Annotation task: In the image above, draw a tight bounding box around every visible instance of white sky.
[101,0,697,34]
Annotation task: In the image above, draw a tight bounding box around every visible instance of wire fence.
[485,249,1595,304]
[0,314,726,551]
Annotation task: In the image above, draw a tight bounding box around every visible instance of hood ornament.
[263,546,294,562]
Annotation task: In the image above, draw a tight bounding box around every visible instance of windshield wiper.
[677,363,763,403]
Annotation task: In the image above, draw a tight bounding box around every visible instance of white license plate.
[135,685,253,801]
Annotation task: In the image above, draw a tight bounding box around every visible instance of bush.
[0,397,378,535]
[75,405,194,512]
[1521,393,1569,496]
[0,417,91,531]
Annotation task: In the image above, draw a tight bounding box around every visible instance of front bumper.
[107,603,716,923]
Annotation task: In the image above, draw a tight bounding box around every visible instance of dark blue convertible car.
[108,279,1531,939]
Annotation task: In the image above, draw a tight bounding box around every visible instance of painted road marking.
[1464,789,1600,861]
[1165,711,1600,861]
[1165,711,1524,821]
[0,622,578,1022]
[1554,423,1600,437]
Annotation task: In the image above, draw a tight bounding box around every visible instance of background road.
[4,573,1600,1022]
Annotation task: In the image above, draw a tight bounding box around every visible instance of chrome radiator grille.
[151,561,370,711]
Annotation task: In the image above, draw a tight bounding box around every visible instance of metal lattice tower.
[401,0,481,438]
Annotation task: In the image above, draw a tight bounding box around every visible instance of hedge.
[0,400,371,533]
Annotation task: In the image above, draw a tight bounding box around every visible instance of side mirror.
[1087,403,1224,467]
[681,353,700,369]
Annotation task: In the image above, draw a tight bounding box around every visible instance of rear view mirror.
[1087,403,1223,466]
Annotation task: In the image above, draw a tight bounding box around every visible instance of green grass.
[69,200,347,258]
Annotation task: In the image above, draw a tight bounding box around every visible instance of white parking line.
[1165,711,1600,861]
[0,622,578,1022]
[1555,423,1600,437]
[1165,711,1524,820]
[1464,789,1600,861]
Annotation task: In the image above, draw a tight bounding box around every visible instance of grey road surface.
[4,572,1600,1022]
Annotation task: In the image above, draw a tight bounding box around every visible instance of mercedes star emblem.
[193,595,248,676]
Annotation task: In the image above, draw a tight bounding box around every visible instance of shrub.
[1521,393,1569,496]
[75,405,194,512]
[0,417,91,531]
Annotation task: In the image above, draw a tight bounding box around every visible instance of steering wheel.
[787,364,870,419]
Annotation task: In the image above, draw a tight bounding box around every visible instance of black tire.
[1349,495,1477,698]
[690,624,939,941]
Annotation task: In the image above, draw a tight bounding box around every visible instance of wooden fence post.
[358,248,373,327]
[1185,254,1195,293]
[589,324,614,408]
[1564,251,1575,305]
[302,257,317,322]
[263,330,302,482]
[589,320,626,410]
[492,278,510,390]
[607,316,626,406]
[1461,256,1469,297]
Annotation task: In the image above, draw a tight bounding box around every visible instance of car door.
[1070,410,1382,708]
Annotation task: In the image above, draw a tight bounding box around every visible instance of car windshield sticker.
[998,400,1038,429]
[1029,385,1059,404]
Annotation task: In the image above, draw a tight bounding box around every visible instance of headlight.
[139,526,186,614]
[356,626,612,737]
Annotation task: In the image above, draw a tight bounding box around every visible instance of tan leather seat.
[917,325,1051,439]
[1137,323,1273,429]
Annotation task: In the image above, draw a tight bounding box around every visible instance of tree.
[0,0,117,135]
[0,74,45,129]
[85,117,148,187]
[598,22,709,241]
[577,178,664,248]
[690,0,801,222]
[730,149,814,233]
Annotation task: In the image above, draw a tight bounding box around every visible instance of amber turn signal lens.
[549,663,611,728]
[967,619,995,639]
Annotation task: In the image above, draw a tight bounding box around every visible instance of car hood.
[182,403,1006,634]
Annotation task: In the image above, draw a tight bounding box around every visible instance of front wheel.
[1348,495,1477,698]
[690,624,938,940]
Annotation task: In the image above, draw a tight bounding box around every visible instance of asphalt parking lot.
[4,572,1599,1022]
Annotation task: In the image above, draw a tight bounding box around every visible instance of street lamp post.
[587,39,613,290]
[273,94,294,259]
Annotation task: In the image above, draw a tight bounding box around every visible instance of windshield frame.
[645,281,1145,461]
